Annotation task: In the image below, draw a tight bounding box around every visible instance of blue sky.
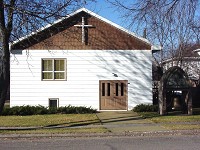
[85,0,129,28]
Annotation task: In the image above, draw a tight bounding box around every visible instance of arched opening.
[159,66,193,115]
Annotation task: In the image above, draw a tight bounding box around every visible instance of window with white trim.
[42,59,66,80]
[49,98,59,108]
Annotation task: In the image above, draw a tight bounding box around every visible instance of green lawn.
[151,115,200,123]
[162,124,200,130]
[139,109,200,130]
[139,112,200,123]
[1,110,200,134]
[0,127,108,134]
[0,114,110,134]
[0,114,100,127]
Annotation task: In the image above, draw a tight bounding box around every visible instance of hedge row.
[1,105,97,116]
[133,104,158,112]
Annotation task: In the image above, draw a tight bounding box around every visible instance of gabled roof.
[11,8,152,50]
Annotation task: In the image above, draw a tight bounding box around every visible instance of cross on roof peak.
[74,17,94,45]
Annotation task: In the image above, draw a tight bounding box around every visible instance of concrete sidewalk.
[96,111,167,133]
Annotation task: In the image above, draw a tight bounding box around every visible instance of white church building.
[10,8,156,110]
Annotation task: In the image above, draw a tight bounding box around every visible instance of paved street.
[1,135,200,150]
[1,111,200,150]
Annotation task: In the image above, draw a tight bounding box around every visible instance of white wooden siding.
[10,50,152,110]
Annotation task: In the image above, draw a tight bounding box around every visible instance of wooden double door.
[99,80,128,110]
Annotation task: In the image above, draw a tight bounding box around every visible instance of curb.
[1,130,200,139]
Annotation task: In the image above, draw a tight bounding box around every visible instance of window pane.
[42,59,66,80]
[121,83,124,96]
[49,99,57,108]
[55,60,65,71]
[55,72,65,79]
[43,60,53,71]
[107,83,110,96]
[43,72,53,79]
[102,83,105,96]
[116,83,118,96]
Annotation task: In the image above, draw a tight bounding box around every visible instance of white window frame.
[42,58,67,81]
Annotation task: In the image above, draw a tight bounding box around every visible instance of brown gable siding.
[12,12,151,50]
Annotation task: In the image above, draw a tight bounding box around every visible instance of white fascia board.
[10,8,151,48]
[193,49,200,52]
[151,45,162,51]
[151,45,162,53]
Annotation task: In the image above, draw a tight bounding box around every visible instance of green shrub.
[1,107,11,116]
[58,105,97,114]
[1,105,49,116]
[133,104,158,112]
[8,106,22,115]
[58,105,75,114]
[34,105,49,115]
[1,105,97,116]
[48,107,58,114]
[18,105,33,115]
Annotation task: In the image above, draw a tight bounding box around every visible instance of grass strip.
[162,124,200,130]
[138,112,200,123]
[151,115,200,123]
[0,114,100,127]
[0,127,109,134]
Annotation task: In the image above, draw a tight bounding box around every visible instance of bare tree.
[192,18,200,43]
[109,0,200,115]
[109,0,199,65]
[0,0,95,113]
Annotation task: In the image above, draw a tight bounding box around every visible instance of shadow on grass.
[138,112,160,119]
[166,108,200,116]
[46,114,145,127]
[0,118,101,131]
[138,108,200,119]
[44,118,100,129]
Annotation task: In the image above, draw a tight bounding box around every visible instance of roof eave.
[151,45,162,53]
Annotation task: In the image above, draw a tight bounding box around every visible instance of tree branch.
[0,0,6,35]
[6,0,16,37]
